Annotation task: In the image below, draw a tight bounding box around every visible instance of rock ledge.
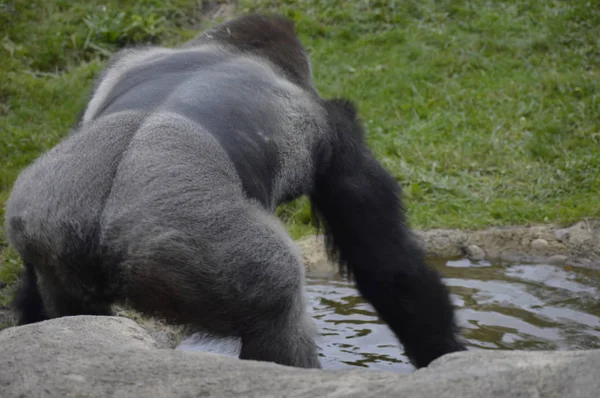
[1,316,598,398]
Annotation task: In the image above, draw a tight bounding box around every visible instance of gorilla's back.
[4,44,324,295]
[86,46,325,208]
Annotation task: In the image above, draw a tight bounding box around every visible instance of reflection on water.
[177,259,600,372]
[305,276,410,371]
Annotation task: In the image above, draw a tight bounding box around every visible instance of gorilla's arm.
[311,99,466,368]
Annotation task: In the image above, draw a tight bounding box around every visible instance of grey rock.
[531,238,549,250]
[1,316,599,398]
[465,244,486,261]
[415,228,469,258]
[555,228,570,242]
[547,255,568,265]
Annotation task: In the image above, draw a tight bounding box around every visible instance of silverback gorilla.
[5,14,466,369]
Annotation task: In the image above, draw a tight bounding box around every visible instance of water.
[177,259,600,372]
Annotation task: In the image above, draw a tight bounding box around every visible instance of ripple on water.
[177,259,600,371]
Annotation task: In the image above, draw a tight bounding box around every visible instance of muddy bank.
[297,220,600,275]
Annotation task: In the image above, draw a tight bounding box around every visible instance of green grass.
[0,0,599,294]
[253,0,600,236]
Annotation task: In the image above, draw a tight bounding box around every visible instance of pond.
[177,259,600,372]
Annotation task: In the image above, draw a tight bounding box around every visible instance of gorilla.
[4,13,465,369]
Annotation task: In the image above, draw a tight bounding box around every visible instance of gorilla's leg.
[234,214,319,368]
[13,262,113,325]
[13,263,47,325]
[35,270,114,320]
[118,201,320,368]
[312,99,466,368]
[238,307,319,368]
[232,206,319,368]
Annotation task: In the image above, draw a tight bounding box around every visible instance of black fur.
[312,99,466,368]
[13,263,47,325]
[188,13,313,90]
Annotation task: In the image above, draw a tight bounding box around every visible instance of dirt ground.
[297,219,600,276]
